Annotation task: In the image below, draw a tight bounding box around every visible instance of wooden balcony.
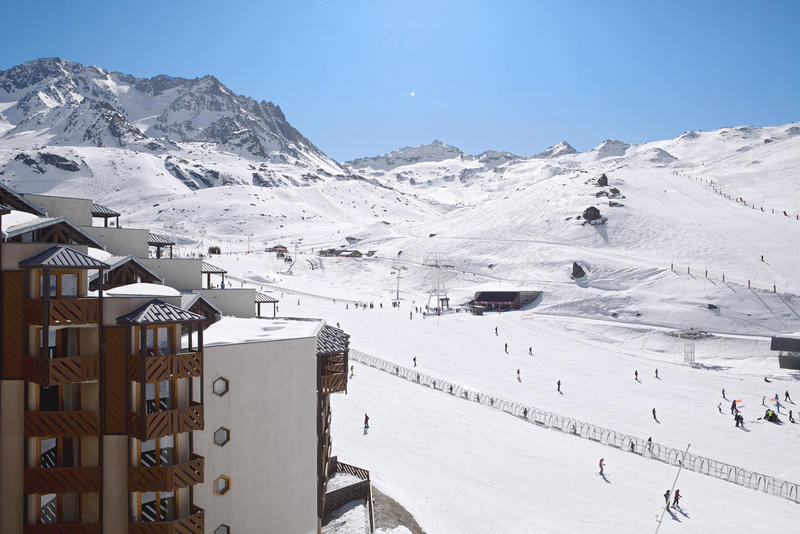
[127,351,203,383]
[129,454,204,491]
[128,403,204,441]
[321,372,347,394]
[320,353,347,394]
[25,298,100,326]
[129,505,204,534]
[24,354,99,386]
[24,523,100,534]
[23,466,101,493]
[24,410,101,437]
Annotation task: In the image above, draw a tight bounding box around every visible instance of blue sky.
[1,0,798,160]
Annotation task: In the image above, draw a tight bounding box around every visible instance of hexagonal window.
[214,525,230,534]
[214,427,230,447]
[213,377,229,397]
[214,475,231,496]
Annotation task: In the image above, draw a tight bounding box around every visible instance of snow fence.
[349,349,800,505]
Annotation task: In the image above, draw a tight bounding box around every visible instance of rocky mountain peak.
[534,140,577,158]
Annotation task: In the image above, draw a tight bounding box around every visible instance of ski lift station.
[469,290,542,313]
[770,331,800,370]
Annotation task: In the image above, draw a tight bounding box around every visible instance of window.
[212,377,229,397]
[214,525,230,534]
[145,381,173,414]
[38,271,82,298]
[61,274,78,297]
[213,427,230,447]
[139,490,175,522]
[213,475,231,496]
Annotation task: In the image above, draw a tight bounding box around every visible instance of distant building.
[771,332,800,370]
[471,290,542,311]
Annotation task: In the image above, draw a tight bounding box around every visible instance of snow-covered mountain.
[0,57,342,180]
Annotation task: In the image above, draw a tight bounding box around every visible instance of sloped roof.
[147,233,175,246]
[181,293,221,315]
[87,255,164,282]
[117,299,205,325]
[0,182,46,216]
[91,203,120,217]
[201,261,227,274]
[4,216,105,248]
[254,291,279,303]
[316,324,350,355]
[19,245,110,269]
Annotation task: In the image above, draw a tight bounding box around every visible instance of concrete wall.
[81,227,149,257]
[22,193,93,226]
[102,435,128,533]
[195,336,319,534]
[0,380,24,533]
[192,289,255,318]
[138,259,202,291]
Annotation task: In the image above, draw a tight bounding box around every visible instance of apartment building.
[1,185,357,533]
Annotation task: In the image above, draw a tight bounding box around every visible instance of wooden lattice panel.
[24,298,99,326]
[23,466,101,493]
[24,410,101,437]
[128,506,204,534]
[104,326,128,434]
[131,404,204,441]
[128,455,204,491]
[24,355,99,386]
[2,271,25,378]
[128,352,203,383]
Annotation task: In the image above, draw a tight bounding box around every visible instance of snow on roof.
[316,324,350,355]
[201,317,322,347]
[106,283,180,298]
[87,247,114,262]
[0,204,10,215]
[1,210,41,233]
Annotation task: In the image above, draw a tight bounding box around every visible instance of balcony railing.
[128,403,204,441]
[23,524,100,534]
[128,505,204,534]
[320,353,347,394]
[24,354,99,386]
[321,372,347,394]
[128,454,204,491]
[127,352,203,383]
[25,298,100,326]
[24,410,101,437]
[23,466,101,493]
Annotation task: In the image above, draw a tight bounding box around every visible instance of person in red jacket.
[599,458,605,476]
[364,413,369,430]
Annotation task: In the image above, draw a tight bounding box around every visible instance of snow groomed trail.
[348,349,800,505]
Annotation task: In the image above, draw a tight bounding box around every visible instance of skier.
[495,327,498,336]
[730,399,737,415]
[718,403,722,413]
[655,368,659,379]
[413,357,417,367]
[634,370,638,381]
[557,380,562,393]
[529,347,532,356]
[517,369,520,381]
[672,489,681,508]
[647,436,653,451]
[350,365,354,378]
[504,342,508,354]
[762,396,766,407]
[409,311,412,320]
[776,399,781,413]
[652,408,657,421]
[363,413,369,430]
[722,388,726,399]
[790,410,796,423]
[664,489,671,506]
[599,458,605,476]
[786,390,792,403]
[336,322,340,328]
[761,255,764,262]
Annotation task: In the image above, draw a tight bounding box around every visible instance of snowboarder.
[557,380,561,393]
[363,413,369,430]
[413,357,417,367]
[599,458,605,476]
[738,414,745,428]
[634,370,638,381]
[673,489,681,508]
[722,388,726,399]
[652,408,657,421]
[664,489,671,506]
